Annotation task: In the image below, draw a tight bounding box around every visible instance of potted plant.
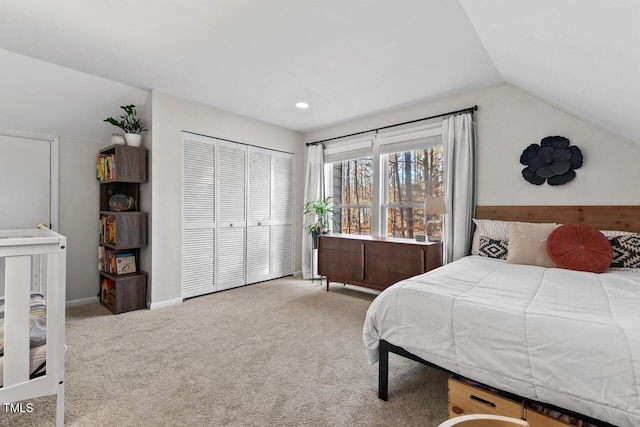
[303,196,337,249]
[104,104,148,147]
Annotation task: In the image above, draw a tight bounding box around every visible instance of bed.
[363,205,640,427]
[0,228,66,427]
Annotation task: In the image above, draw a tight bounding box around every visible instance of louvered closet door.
[182,134,216,298]
[217,140,247,291]
[246,147,272,284]
[271,152,294,278]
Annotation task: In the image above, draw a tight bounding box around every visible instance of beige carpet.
[1,277,449,426]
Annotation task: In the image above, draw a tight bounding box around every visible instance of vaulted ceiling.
[0,0,638,144]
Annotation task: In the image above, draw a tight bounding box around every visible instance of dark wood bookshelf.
[98,144,147,183]
[98,144,148,314]
[99,212,147,250]
[100,182,140,211]
[100,271,148,315]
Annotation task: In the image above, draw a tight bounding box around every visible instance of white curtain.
[302,144,325,279]
[443,113,476,264]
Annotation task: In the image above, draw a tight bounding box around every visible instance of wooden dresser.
[317,234,443,292]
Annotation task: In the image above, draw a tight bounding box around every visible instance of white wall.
[0,48,148,143]
[304,83,640,206]
[59,136,109,304]
[148,91,305,307]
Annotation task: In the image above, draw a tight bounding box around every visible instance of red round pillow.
[546,224,613,273]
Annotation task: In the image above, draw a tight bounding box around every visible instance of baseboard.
[149,297,182,310]
[293,270,303,278]
[66,296,99,307]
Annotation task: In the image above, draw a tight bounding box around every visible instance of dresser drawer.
[448,377,523,419]
[317,236,364,281]
[364,240,425,287]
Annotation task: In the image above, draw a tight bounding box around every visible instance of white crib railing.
[0,228,66,427]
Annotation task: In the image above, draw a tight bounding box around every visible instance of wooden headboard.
[475,206,640,233]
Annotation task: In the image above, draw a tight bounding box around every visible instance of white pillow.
[506,222,558,268]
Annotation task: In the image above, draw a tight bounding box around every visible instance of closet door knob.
[258,222,261,226]
[230,223,233,227]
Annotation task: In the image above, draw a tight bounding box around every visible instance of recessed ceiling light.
[296,102,309,109]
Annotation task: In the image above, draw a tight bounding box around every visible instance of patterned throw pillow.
[478,236,508,260]
[609,234,640,268]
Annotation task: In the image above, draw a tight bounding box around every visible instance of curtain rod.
[305,105,478,147]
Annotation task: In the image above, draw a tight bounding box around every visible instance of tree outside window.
[386,146,444,239]
[326,131,444,239]
[333,158,373,235]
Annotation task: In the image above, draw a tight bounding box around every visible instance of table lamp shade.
[425,196,446,216]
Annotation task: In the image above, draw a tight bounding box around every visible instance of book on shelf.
[98,246,105,271]
[116,254,136,274]
[100,215,116,244]
[96,153,116,181]
[99,247,136,275]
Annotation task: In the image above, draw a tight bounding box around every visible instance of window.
[324,121,444,239]
[324,134,375,235]
[385,147,444,238]
[332,158,373,234]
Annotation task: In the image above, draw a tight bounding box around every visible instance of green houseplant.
[104,105,147,147]
[303,196,337,248]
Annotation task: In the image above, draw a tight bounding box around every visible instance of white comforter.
[363,256,640,427]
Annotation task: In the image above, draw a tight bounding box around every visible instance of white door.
[271,152,294,278]
[0,132,57,295]
[246,147,272,284]
[216,140,247,291]
[182,133,216,298]
[0,133,53,229]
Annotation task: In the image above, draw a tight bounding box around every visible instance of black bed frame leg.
[378,340,389,401]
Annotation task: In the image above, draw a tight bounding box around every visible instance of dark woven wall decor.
[520,136,583,185]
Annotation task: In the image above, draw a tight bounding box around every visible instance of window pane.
[341,158,373,205]
[386,207,444,239]
[333,157,373,235]
[387,207,424,238]
[386,146,444,239]
[341,207,371,235]
[387,147,444,204]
